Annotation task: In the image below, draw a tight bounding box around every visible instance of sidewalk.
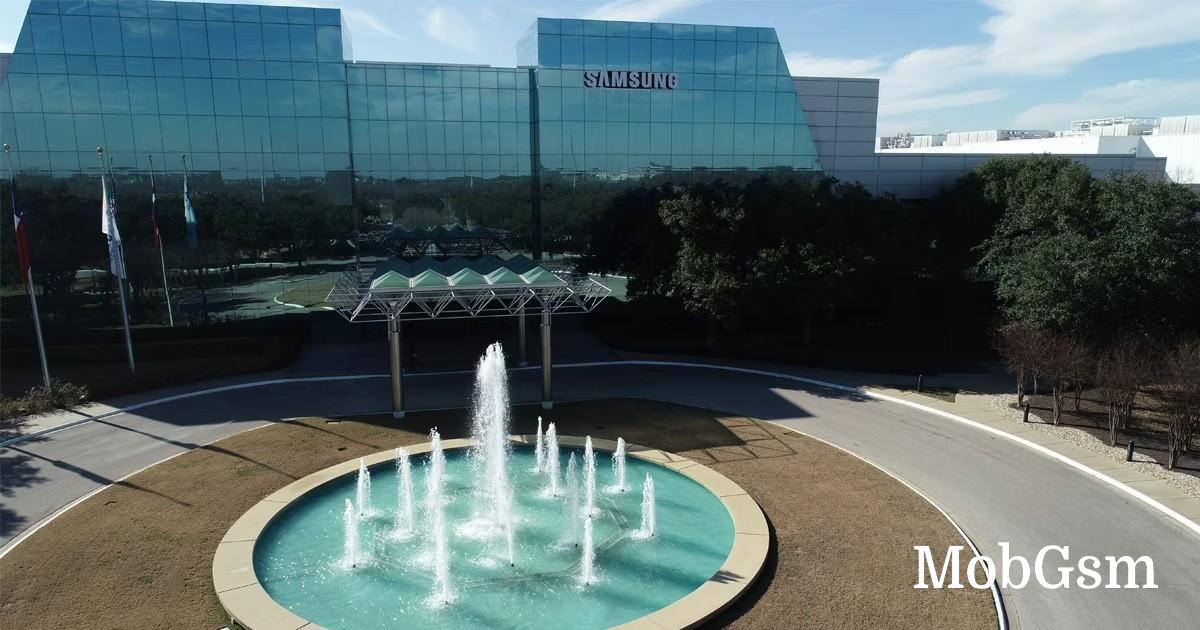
[864,382,1200,531]
[611,348,1200,535]
[6,351,1200,536]
[1,403,126,447]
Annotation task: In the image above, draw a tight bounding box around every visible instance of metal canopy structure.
[325,255,612,418]
[327,255,610,322]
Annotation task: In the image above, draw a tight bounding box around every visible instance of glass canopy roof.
[328,255,611,322]
[368,255,565,289]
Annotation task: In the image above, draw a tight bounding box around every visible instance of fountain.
[533,416,544,473]
[247,342,751,630]
[340,498,364,569]
[544,422,560,497]
[562,452,580,546]
[580,512,596,586]
[583,436,597,518]
[465,343,515,564]
[608,437,628,493]
[392,447,414,539]
[355,458,373,518]
[634,473,657,539]
[426,428,452,606]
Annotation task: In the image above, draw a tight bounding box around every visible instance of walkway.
[3,357,1199,630]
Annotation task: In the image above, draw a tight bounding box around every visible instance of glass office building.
[518,19,819,176]
[1,0,823,258]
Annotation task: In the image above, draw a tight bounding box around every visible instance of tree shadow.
[0,449,45,537]
[3,445,192,512]
[1016,400,1200,479]
[710,568,746,584]
[89,416,300,482]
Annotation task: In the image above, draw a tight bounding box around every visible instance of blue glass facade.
[522,18,820,176]
[2,0,351,200]
[1,1,823,256]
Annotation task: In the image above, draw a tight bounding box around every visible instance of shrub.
[0,380,90,421]
[1095,338,1157,446]
[1163,340,1200,469]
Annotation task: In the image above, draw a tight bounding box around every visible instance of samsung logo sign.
[583,70,679,90]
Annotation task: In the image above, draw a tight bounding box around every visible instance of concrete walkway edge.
[5,359,1199,541]
[766,421,1010,630]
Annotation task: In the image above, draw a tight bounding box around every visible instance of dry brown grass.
[0,399,994,629]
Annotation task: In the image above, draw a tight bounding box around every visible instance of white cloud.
[980,0,1200,75]
[244,0,402,41]
[787,0,1200,124]
[888,89,1007,116]
[343,9,403,41]
[1013,79,1200,129]
[785,52,885,78]
[586,0,703,22]
[883,46,988,98]
[423,5,481,52]
[0,39,11,53]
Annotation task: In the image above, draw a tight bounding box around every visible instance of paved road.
[3,362,1198,630]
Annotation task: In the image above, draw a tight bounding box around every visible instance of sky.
[2,0,1198,136]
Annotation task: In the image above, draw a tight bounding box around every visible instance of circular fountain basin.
[213,436,768,630]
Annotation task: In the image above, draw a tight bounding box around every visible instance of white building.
[871,114,1200,197]
[793,75,1196,199]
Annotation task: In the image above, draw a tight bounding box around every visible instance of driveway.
[3,360,1197,630]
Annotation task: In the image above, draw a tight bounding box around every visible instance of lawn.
[275,278,336,308]
[0,399,995,629]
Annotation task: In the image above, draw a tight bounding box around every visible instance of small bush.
[0,380,89,421]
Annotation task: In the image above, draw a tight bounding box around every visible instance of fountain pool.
[253,443,734,629]
[217,343,766,629]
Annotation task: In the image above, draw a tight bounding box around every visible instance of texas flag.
[9,179,32,287]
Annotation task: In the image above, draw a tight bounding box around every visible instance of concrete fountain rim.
[213,434,769,630]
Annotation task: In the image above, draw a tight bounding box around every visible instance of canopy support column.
[518,305,528,367]
[540,308,552,409]
[388,317,405,419]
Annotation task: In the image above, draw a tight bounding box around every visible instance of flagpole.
[4,144,52,388]
[148,154,174,326]
[25,268,51,386]
[181,153,208,322]
[258,137,265,204]
[98,147,136,375]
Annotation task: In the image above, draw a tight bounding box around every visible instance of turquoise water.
[254,447,734,629]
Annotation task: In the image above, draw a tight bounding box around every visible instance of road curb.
[614,359,1200,540]
[766,421,1012,630]
[270,291,335,310]
[4,359,1197,545]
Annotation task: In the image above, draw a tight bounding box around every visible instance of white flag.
[184,174,199,250]
[101,176,127,279]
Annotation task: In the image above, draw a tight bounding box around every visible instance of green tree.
[212,194,271,277]
[657,187,746,346]
[655,175,857,344]
[4,185,99,322]
[269,194,351,265]
[1091,175,1200,334]
[916,172,1003,282]
[578,183,680,298]
[980,155,1200,339]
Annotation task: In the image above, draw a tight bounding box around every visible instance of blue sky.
[3,0,1198,135]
